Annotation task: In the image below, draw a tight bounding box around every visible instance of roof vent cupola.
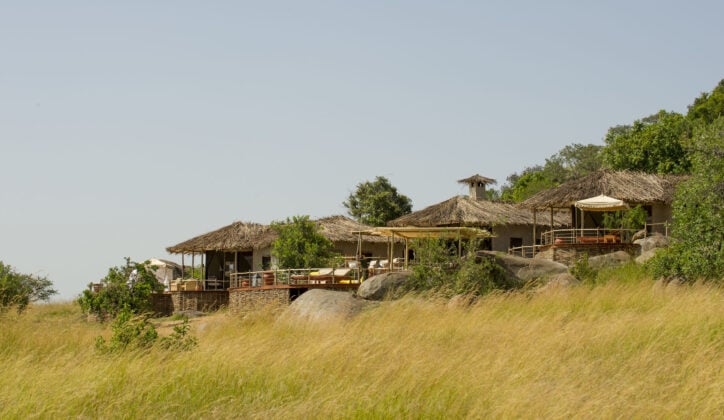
[457,174,497,201]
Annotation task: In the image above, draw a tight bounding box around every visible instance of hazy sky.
[2,1,722,300]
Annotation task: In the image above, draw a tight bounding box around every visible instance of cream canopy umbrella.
[574,195,628,234]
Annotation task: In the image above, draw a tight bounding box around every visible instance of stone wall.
[229,288,291,316]
[170,291,229,314]
[151,293,173,316]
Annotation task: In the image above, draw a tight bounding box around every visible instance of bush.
[78,258,164,321]
[570,253,598,284]
[0,261,57,314]
[95,308,158,354]
[95,309,197,354]
[406,239,510,297]
[159,316,198,351]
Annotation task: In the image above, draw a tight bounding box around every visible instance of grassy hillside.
[1,279,722,418]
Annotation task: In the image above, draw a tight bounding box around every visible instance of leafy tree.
[0,261,57,314]
[602,205,647,231]
[649,118,724,281]
[500,143,603,202]
[77,258,164,321]
[501,169,558,202]
[343,176,412,226]
[271,215,338,269]
[602,110,691,174]
[687,79,724,124]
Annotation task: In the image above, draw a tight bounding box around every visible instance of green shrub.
[159,316,198,351]
[78,258,164,321]
[95,308,158,354]
[407,239,510,297]
[570,253,598,284]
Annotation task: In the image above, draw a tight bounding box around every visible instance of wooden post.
[391,232,395,272]
[181,254,185,279]
[191,253,195,279]
[550,207,554,234]
[532,210,537,256]
[458,229,462,258]
[404,238,409,270]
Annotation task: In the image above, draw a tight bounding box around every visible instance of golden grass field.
[1,277,722,418]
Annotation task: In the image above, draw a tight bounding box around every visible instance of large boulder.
[587,251,632,269]
[538,272,580,292]
[357,271,412,300]
[281,289,373,322]
[482,251,568,282]
[634,234,670,254]
[636,249,659,264]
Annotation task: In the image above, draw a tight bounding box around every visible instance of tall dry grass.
[1,280,722,418]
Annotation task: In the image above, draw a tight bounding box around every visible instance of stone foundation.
[169,291,229,314]
[151,293,174,316]
[229,288,291,316]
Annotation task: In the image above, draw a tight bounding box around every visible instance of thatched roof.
[315,215,388,243]
[387,195,564,227]
[166,215,387,254]
[457,174,497,185]
[520,170,685,209]
[166,221,270,254]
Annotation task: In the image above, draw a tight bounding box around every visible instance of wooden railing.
[229,268,364,289]
[508,222,671,257]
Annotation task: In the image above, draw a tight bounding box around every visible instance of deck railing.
[229,268,365,289]
[508,222,671,257]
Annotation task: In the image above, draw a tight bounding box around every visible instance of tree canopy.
[500,143,603,202]
[0,261,57,314]
[271,215,337,269]
[343,176,413,226]
[650,118,724,281]
[687,79,724,124]
[602,110,691,174]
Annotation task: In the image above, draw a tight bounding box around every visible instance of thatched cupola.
[457,174,496,201]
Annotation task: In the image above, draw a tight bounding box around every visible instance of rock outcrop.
[587,251,632,269]
[357,271,412,300]
[634,233,670,254]
[538,272,580,292]
[281,289,373,322]
[482,251,568,282]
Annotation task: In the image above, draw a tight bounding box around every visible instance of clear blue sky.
[2,1,722,300]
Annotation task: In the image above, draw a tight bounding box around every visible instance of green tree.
[343,176,412,226]
[500,143,603,202]
[271,216,338,269]
[687,79,724,124]
[77,258,164,321]
[649,118,724,281]
[0,261,57,314]
[602,110,691,174]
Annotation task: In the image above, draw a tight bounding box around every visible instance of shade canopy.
[574,194,628,212]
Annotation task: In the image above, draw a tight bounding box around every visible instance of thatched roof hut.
[166,221,270,254]
[520,170,685,210]
[166,215,388,255]
[387,195,564,227]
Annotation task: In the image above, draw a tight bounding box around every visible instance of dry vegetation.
[1,280,722,418]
